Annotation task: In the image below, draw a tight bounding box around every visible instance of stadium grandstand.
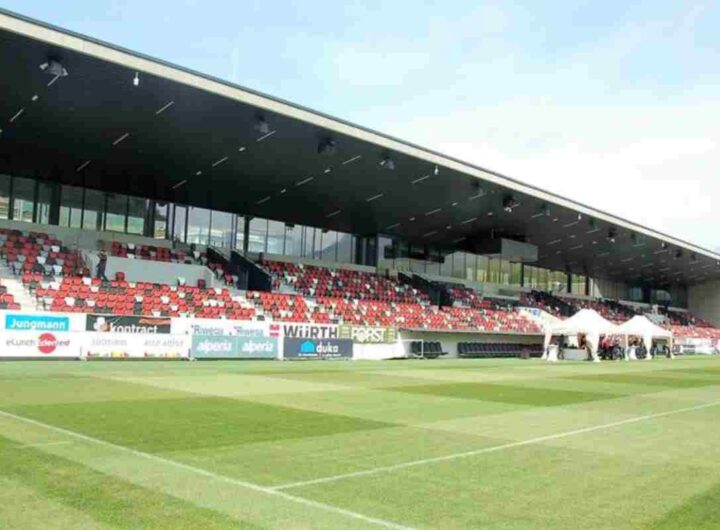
[0,6,719,360]
[3,7,720,530]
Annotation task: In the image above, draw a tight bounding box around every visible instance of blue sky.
[2,0,719,249]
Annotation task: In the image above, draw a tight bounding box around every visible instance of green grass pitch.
[1,357,719,529]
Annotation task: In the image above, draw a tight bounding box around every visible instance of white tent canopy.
[547,309,619,337]
[617,315,673,355]
[544,309,620,361]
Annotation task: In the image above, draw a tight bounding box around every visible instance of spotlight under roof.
[502,195,519,213]
[39,59,68,78]
[379,156,395,170]
[254,116,270,135]
[317,138,336,156]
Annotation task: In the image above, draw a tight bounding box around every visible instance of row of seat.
[409,341,447,358]
[28,276,255,319]
[445,286,496,310]
[260,260,430,304]
[0,282,20,310]
[106,240,203,264]
[457,342,544,358]
[0,228,81,277]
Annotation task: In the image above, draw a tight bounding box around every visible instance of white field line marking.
[273,400,720,491]
[0,410,413,530]
[18,440,73,449]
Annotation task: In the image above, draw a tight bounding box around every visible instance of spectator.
[96,244,108,281]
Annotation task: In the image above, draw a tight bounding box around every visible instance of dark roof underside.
[0,9,718,288]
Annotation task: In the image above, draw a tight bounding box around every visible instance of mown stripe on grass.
[0,376,188,407]
[10,397,394,452]
[0,435,254,529]
[386,382,617,407]
[562,373,720,388]
[649,480,720,529]
[0,409,413,530]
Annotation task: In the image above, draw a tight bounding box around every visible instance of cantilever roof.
[0,8,718,287]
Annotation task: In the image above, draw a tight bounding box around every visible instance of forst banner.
[338,325,397,344]
[283,338,353,360]
[191,335,278,359]
[86,315,172,334]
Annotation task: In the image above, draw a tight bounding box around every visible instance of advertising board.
[283,338,353,360]
[0,330,80,358]
[191,335,278,359]
[87,315,172,334]
[83,333,190,359]
[338,325,397,344]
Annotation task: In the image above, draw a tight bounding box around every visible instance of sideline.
[273,400,720,491]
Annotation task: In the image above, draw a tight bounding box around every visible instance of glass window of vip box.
[11,177,35,223]
[248,217,268,253]
[35,180,53,225]
[154,201,169,239]
[0,174,11,220]
[127,196,148,235]
[104,193,128,232]
[59,185,83,228]
[187,206,210,245]
[172,204,187,243]
[209,210,233,248]
[83,189,104,231]
[267,219,285,254]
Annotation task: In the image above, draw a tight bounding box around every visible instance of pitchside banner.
[87,315,172,334]
[281,323,339,339]
[191,335,278,359]
[0,330,81,358]
[283,338,353,360]
[83,334,190,359]
[171,318,280,338]
[0,311,86,332]
[338,325,397,344]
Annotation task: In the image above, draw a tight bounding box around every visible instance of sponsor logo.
[5,314,70,332]
[269,324,280,338]
[3,333,72,355]
[191,335,277,359]
[284,338,353,360]
[88,315,171,334]
[188,323,272,338]
[339,325,397,344]
[240,339,276,355]
[38,333,57,354]
[196,337,234,354]
[282,324,338,339]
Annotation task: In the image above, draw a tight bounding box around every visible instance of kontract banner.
[283,338,353,360]
[87,315,172,334]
